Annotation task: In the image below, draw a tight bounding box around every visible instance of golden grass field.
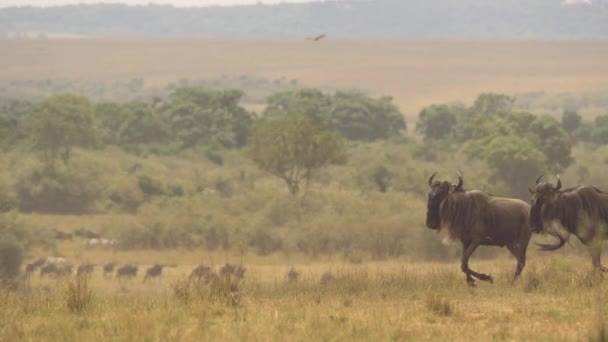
[5,235,608,341]
[1,39,608,117]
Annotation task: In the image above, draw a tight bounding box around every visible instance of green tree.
[416,104,461,140]
[250,113,346,195]
[561,110,582,136]
[265,89,405,141]
[528,116,573,169]
[328,92,406,141]
[28,94,96,164]
[483,135,548,199]
[166,87,254,148]
[472,93,515,116]
[118,101,171,146]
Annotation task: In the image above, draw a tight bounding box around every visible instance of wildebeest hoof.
[599,266,608,273]
[487,276,494,284]
[467,280,477,288]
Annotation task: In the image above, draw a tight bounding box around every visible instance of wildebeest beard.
[529,200,544,233]
[426,195,443,230]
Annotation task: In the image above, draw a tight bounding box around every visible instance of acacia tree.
[250,113,346,195]
[29,94,96,165]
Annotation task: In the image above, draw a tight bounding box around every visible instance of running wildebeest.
[426,172,532,286]
[116,264,138,278]
[530,175,608,271]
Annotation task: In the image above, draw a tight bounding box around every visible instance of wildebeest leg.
[590,239,608,272]
[507,243,526,280]
[461,240,493,287]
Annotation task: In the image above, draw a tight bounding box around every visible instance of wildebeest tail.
[536,232,568,251]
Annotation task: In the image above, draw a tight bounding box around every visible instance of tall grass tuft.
[66,274,93,314]
[425,294,454,317]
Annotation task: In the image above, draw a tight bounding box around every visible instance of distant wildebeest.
[39,257,72,277]
[103,262,116,277]
[25,257,47,274]
[116,264,138,278]
[219,263,246,279]
[426,172,532,286]
[76,263,96,276]
[189,264,212,281]
[143,264,176,282]
[74,228,101,239]
[54,230,73,241]
[530,175,608,271]
[86,238,117,249]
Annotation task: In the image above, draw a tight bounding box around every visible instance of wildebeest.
[116,264,138,278]
[74,228,101,239]
[103,262,116,277]
[530,175,608,271]
[426,172,532,286]
[76,263,96,276]
[189,264,212,281]
[25,257,47,274]
[143,264,176,282]
[219,263,246,279]
[39,257,72,277]
[54,229,73,241]
[86,238,117,249]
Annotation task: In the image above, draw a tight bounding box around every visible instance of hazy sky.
[0,0,322,7]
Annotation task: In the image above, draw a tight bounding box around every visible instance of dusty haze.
[1,39,607,117]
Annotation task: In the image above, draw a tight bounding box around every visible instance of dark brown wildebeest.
[54,230,73,241]
[143,264,176,282]
[116,264,138,278]
[103,262,116,277]
[25,257,47,274]
[426,172,532,286]
[219,263,246,279]
[189,264,212,281]
[40,260,73,277]
[530,175,608,271]
[74,228,101,239]
[76,264,96,276]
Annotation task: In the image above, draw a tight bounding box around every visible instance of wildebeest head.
[426,172,463,230]
[529,175,562,233]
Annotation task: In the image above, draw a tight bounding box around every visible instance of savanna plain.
[1,39,608,341]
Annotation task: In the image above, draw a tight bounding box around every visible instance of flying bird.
[307,34,327,41]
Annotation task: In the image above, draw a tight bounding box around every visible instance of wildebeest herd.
[427,172,608,286]
[23,256,246,284]
[20,172,608,289]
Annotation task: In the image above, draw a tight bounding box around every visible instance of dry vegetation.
[3,253,608,341]
[1,38,608,340]
[1,39,608,117]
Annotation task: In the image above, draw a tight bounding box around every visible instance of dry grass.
[3,254,608,341]
[1,39,607,117]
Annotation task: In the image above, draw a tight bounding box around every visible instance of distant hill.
[1,0,608,39]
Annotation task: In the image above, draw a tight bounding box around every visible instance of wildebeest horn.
[555,174,562,191]
[535,175,543,185]
[455,172,463,190]
[428,172,437,187]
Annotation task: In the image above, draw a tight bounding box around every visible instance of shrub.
[16,161,103,214]
[0,236,22,282]
[137,174,165,196]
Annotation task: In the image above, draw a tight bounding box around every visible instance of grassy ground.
[1,39,607,118]
[2,253,607,341]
